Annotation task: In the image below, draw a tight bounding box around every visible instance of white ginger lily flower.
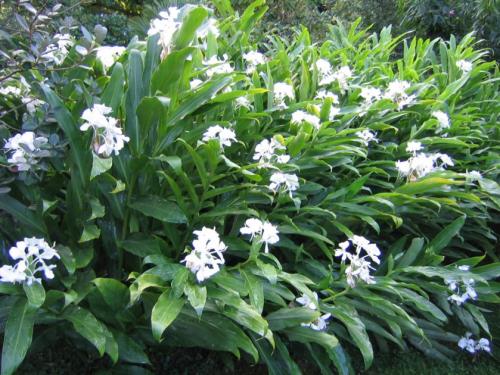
[269,172,299,197]
[202,125,236,148]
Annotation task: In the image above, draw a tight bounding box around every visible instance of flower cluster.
[240,218,279,253]
[396,142,454,180]
[148,7,182,59]
[458,333,491,354]
[269,172,300,198]
[0,86,22,96]
[334,235,381,287]
[356,129,378,146]
[0,238,59,285]
[291,110,321,130]
[253,138,290,166]
[204,54,234,78]
[182,227,226,282]
[96,46,126,69]
[202,125,237,148]
[359,86,382,115]
[42,33,73,65]
[383,80,416,110]
[314,59,352,91]
[432,110,450,132]
[315,89,339,103]
[445,265,477,306]
[272,82,295,109]
[243,51,266,74]
[4,132,50,171]
[80,104,130,157]
[235,96,252,110]
[296,292,331,331]
[456,59,473,73]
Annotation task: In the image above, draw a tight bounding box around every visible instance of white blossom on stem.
[182,227,226,282]
[240,218,279,253]
[273,82,294,109]
[269,172,299,197]
[202,125,236,148]
[4,132,50,171]
[0,238,59,285]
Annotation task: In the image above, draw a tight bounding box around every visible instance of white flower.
[360,87,382,104]
[314,59,335,86]
[477,338,491,353]
[243,51,266,74]
[308,313,331,331]
[239,218,264,239]
[190,79,203,90]
[182,227,226,282]
[21,97,45,115]
[356,129,377,146]
[335,236,380,287]
[80,104,129,156]
[240,218,279,253]
[315,90,339,103]
[328,107,341,121]
[296,292,318,310]
[269,172,299,197]
[446,266,478,306]
[456,60,473,73]
[235,96,252,110]
[273,82,294,109]
[0,238,59,285]
[148,7,182,59]
[291,111,321,129]
[202,125,236,148]
[458,333,490,354]
[96,46,126,69]
[196,17,219,39]
[458,333,476,353]
[204,54,234,78]
[406,141,423,154]
[4,132,50,171]
[334,66,352,92]
[0,86,21,96]
[253,138,288,166]
[42,33,73,65]
[432,110,450,132]
[466,170,482,181]
[395,160,411,176]
[334,241,351,262]
[384,80,415,110]
[358,86,382,115]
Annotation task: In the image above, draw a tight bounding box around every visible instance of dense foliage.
[1,1,499,374]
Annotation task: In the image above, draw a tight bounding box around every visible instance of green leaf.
[23,282,45,308]
[129,196,187,224]
[429,216,465,254]
[125,49,144,155]
[241,269,264,314]
[173,7,208,50]
[102,62,125,114]
[396,177,461,195]
[120,234,162,257]
[0,194,46,235]
[151,47,193,95]
[88,198,105,221]
[114,330,151,365]
[63,306,107,356]
[91,153,112,180]
[151,289,184,341]
[397,237,425,268]
[79,223,101,243]
[266,307,320,331]
[284,326,338,349]
[93,278,129,311]
[184,283,207,317]
[1,298,36,375]
[40,84,91,188]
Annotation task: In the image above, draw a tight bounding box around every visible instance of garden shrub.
[1,1,499,374]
